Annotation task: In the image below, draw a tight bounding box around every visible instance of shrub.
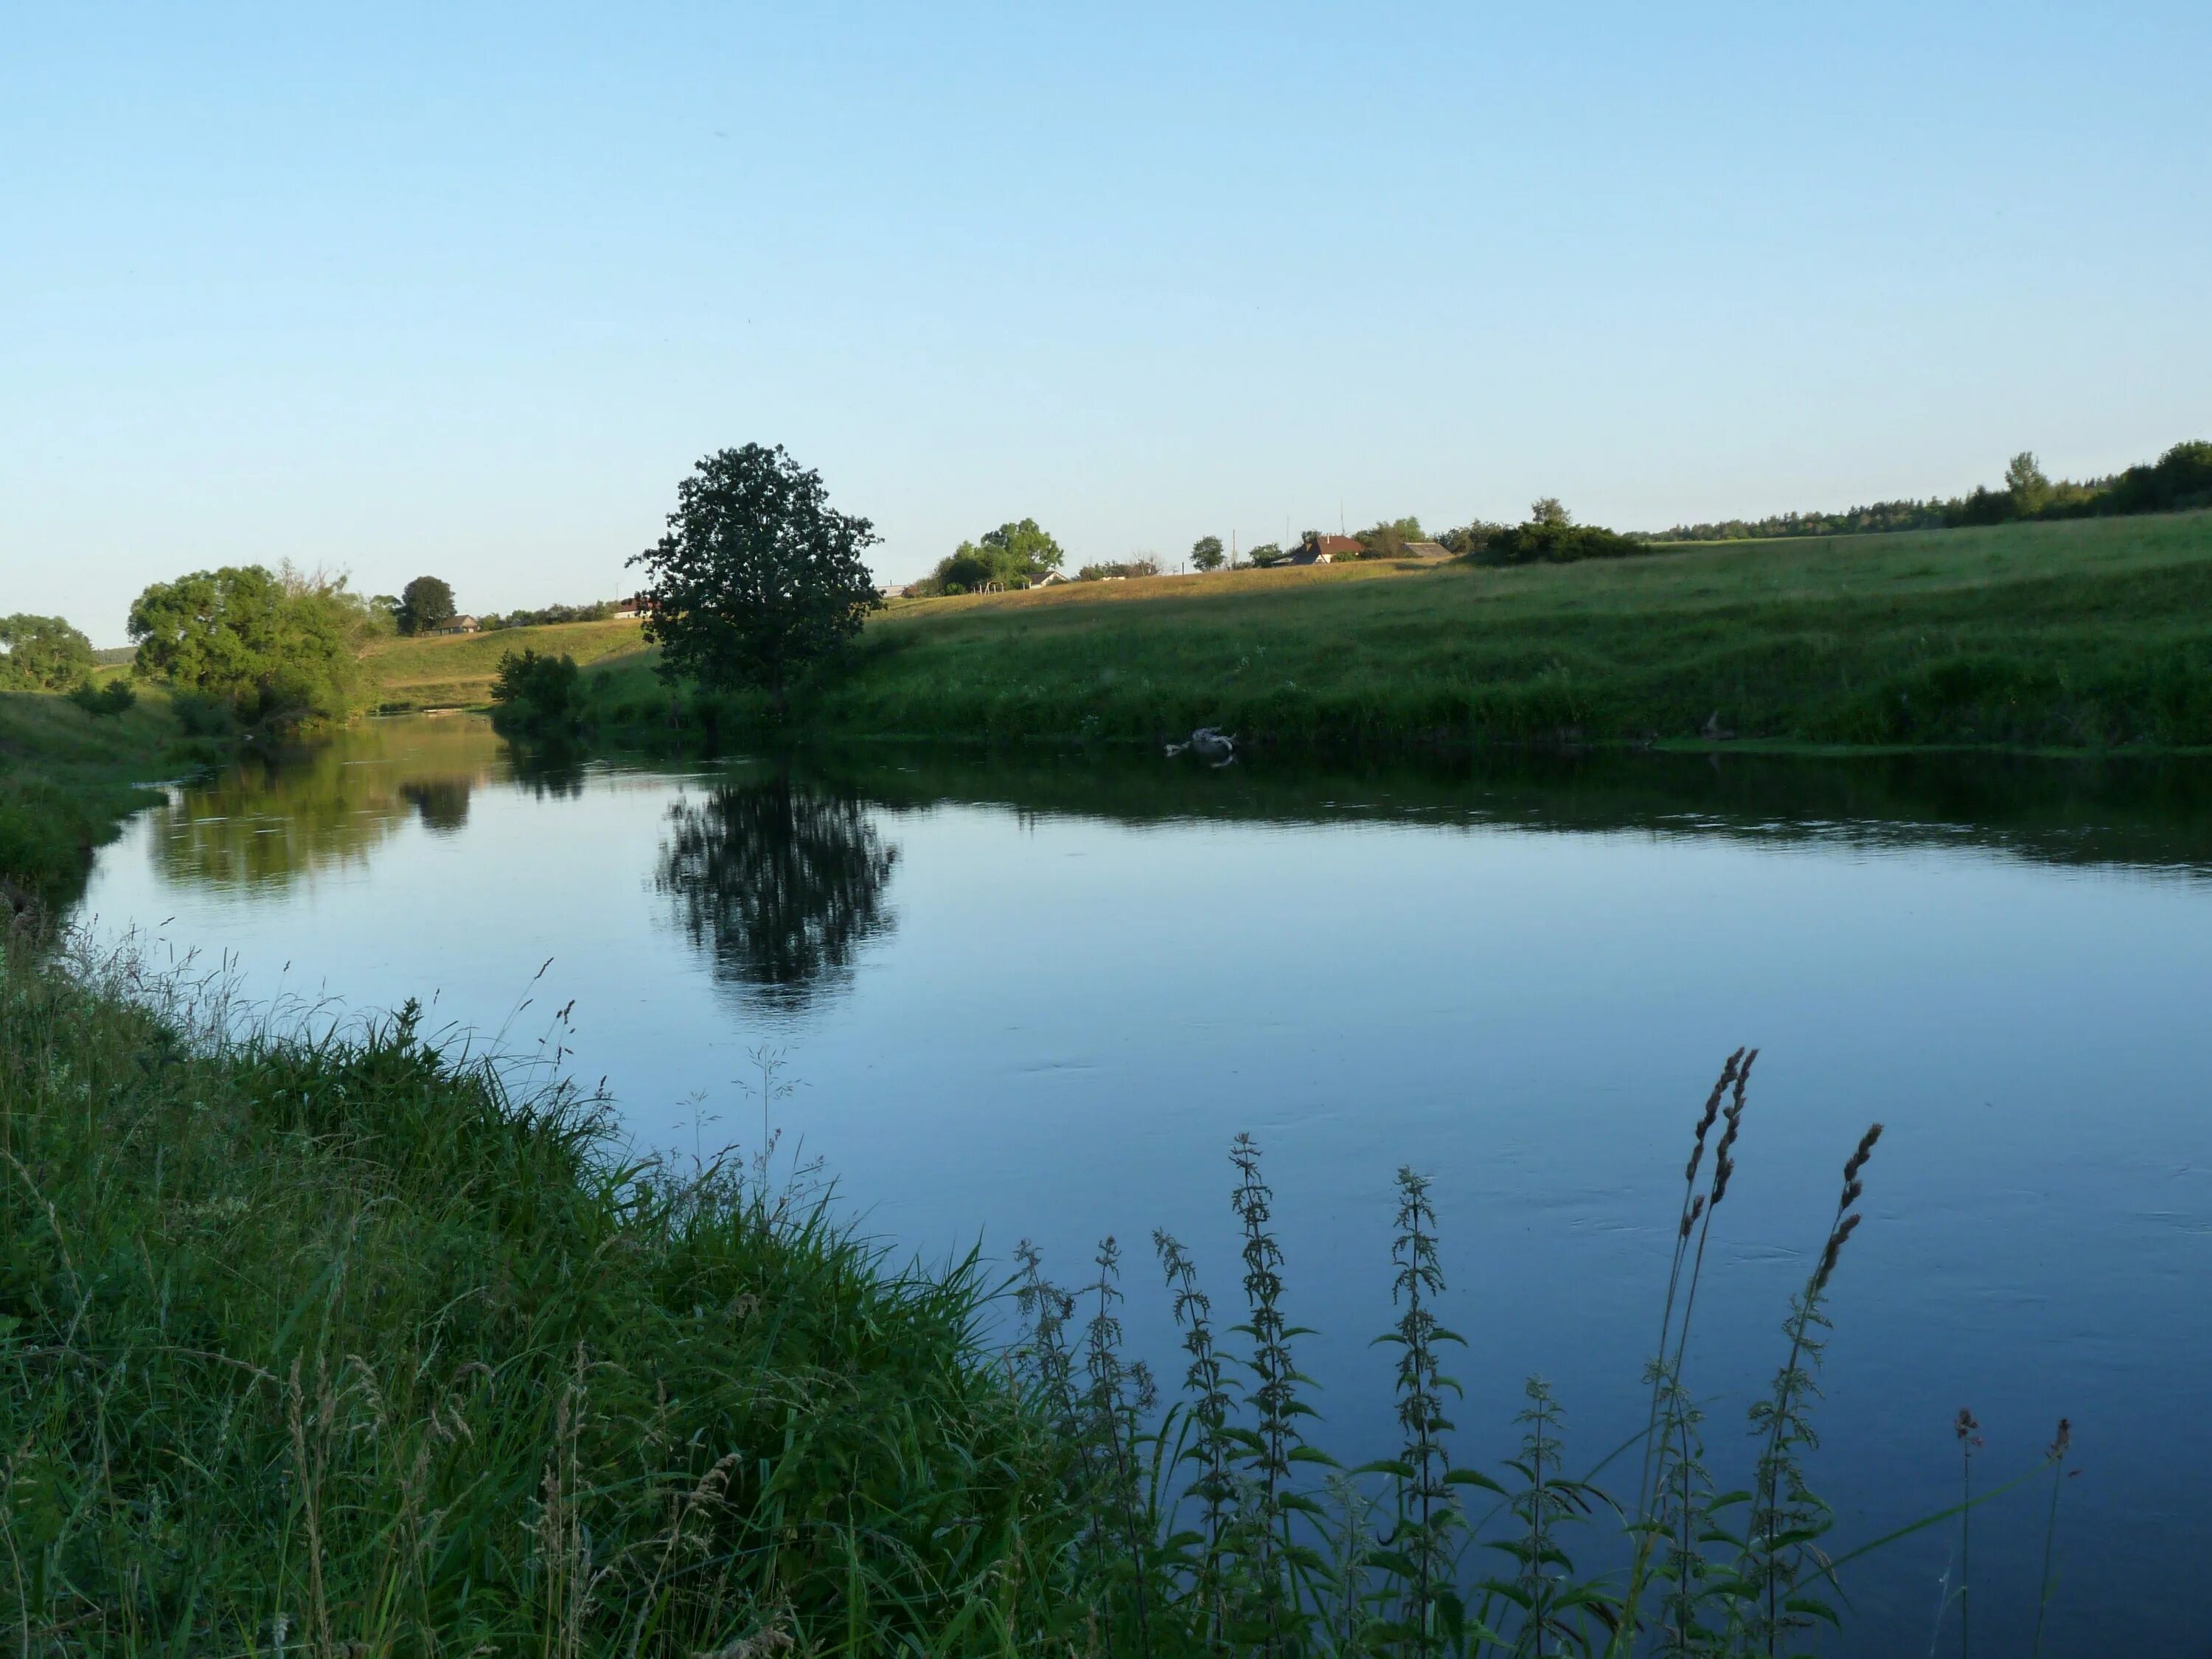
[1477,518,1655,566]
[489,647,582,733]
[66,678,137,717]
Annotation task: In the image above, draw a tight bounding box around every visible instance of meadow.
[565,510,2212,752]
[364,616,647,711]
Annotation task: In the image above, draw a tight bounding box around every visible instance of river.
[79,714,2212,1655]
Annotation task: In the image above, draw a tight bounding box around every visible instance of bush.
[1477,518,1655,566]
[66,678,137,717]
[489,647,582,733]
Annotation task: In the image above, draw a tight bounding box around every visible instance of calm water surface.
[81,717,2212,1656]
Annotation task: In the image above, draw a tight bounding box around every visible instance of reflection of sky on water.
[79,717,2212,1655]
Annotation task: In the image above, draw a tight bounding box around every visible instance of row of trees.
[1648,440,2212,543]
[7,579,376,730]
[1002,437,2211,578]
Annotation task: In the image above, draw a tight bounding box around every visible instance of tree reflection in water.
[154,720,502,892]
[509,744,586,801]
[400,779,471,832]
[655,773,898,1010]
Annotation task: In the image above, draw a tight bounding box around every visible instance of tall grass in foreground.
[0,932,1068,1655]
[0,936,2073,1654]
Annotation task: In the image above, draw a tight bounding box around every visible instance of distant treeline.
[1646,440,2212,544]
[481,600,618,630]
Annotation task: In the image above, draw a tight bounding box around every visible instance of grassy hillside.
[582,509,2212,752]
[0,687,225,908]
[364,616,648,710]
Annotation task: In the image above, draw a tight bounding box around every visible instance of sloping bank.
[571,510,2212,753]
[0,687,230,919]
[0,937,1071,1652]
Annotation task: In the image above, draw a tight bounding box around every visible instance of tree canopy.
[1476,504,1650,567]
[628,444,882,713]
[0,614,96,691]
[398,576,459,636]
[922,518,1067,594]
[1074,557,1161,581]
[1353,516,1425,558]
[1190,535,1225,571]
[127,564,372,727]
[488,647,582,734]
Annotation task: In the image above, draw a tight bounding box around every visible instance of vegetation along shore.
[0,931,2079,1654]
[539,507,2212,754]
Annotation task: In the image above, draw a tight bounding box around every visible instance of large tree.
[397,575,458,636]
[128,564,369,726]
[0,613,96,690]
[1190,535,1225,571]
[629,445,882,715]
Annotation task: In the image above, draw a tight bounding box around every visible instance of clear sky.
[4,2,2207,644]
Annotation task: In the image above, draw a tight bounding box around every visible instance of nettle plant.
[1012,1054,2073,1658]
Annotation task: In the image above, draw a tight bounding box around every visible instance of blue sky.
[4,2,2207,643]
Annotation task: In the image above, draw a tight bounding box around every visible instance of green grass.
[365,617,650,711]
[585,510,2212,751]
[0,687,226,909]
[0,938,1066,1654]
[0,939,2079,1654]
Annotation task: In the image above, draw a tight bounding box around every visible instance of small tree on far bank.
[1190,535,1225,571]
[398,576,457,636]
[2005,451,2053,517]
[630,444,882,717]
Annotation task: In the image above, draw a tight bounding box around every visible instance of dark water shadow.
[787,742,2212,880]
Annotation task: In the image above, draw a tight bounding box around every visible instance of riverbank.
[567,509,2212,752]
[0,936,1066,1652]
[13,723,2115,1651]
[0,686,226,909]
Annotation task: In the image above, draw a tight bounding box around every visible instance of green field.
[578,509,2212,751]
[364,615,647,710]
